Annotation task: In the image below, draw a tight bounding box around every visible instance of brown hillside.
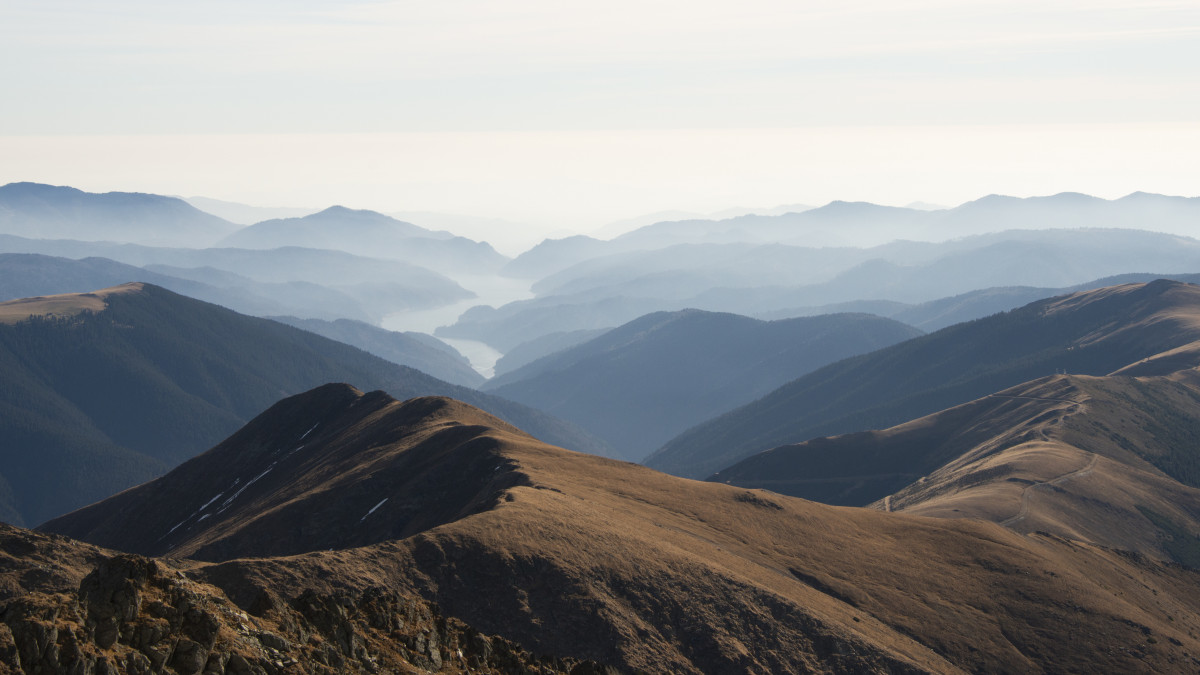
[44,383,537,561]
[43,385,1200,673]
[0,282,142,324]
[874,371,1200,567]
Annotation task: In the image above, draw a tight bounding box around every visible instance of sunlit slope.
[44,384,1200,673]
[867,372,1200,566]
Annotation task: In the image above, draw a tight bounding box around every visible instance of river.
[380,274,533,379]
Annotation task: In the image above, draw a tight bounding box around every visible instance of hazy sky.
[2,0,1198,236]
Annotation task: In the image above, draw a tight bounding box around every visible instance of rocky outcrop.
[0,549,619,674]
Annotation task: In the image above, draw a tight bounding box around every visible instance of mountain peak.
[42,384,532,560]
[0,181,87,197]
[312,204,392,220]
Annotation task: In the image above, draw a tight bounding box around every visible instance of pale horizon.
[3,1,1197,251]
[4,122,1198,252]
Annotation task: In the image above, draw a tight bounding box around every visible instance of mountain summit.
[218,206,508,274]
[44,384,535,561]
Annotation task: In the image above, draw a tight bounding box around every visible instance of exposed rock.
[0,531,620,674]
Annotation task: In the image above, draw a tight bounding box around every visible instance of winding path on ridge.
[1000,453,1099,528]
[987,393,1085,405]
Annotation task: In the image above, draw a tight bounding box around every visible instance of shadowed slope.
[651,280,1200,479]
[0,283,606,527]
[485,309,922,461]
[44,384,535,561]
[268,316,484,388]
[42,384,1200,673]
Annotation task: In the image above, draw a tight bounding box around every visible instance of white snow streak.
[219,465,275,511]
[197,493,223,512]
[359,498,388,523]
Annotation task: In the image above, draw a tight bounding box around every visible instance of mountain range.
[0,237,473,322]
[0,283,604,527]
[506,191,1200,272]
[266,315,483,388]
[0,182,239,248]
[0,253,485,379]
[484,310,922,461]
[446,228,1200,351]
[650,280,1200,480]
[0,252,400,324]
[217,206,509,275]
[9,183,1200,672]
[701,283,1200,572]
[33,382,1200,673]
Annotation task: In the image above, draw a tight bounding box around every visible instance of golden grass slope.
[0,282,142,324]
[873,372,1200,569]
[44,383,1200,672]
[193,427,1200,673]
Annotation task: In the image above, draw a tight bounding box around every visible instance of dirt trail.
[1000,453,1099,528]
[988,393,1084,405]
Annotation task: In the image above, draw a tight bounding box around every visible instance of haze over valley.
[5,178,1200,671]
[5,0,1200,671]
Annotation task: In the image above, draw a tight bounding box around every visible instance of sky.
[2,0,1198,242]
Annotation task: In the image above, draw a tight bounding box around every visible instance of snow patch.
[359,498,388,523]
[218,465,275,511]
[158,519,186,542]
[197,493,223,513]
[300,423,319,440]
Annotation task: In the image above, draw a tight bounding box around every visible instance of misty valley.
[6,181,1200,672]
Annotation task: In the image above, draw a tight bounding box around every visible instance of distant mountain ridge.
[0,182,239,247]
[485,309,922,461]
[0,252,402,324]
[649,280,1200,479]
[218,205,509,275]
[455,228,1200,350]
[0,236,473,321]
[268,315,484,388]
[504,191,1200,281]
